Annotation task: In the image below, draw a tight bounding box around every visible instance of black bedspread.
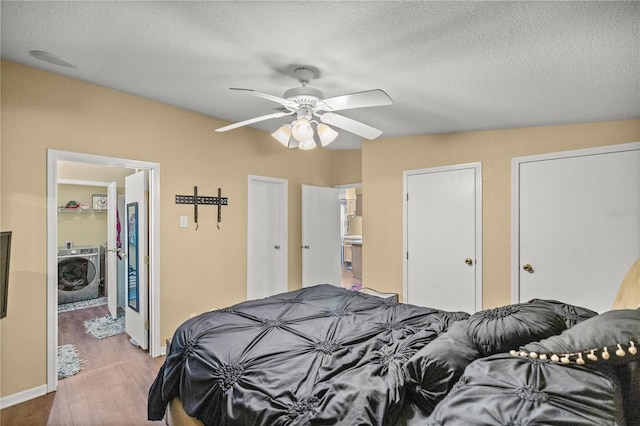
[148,284,468,425]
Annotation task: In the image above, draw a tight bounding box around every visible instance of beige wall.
[0,60,357,398]
[362,120,640,306]
[329,149,361,185]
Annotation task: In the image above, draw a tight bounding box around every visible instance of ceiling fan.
[215,66,393,149]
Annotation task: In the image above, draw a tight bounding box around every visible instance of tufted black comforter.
[149,284,639,425]
[148,284,468,425]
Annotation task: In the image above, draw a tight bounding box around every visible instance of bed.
[149,258,640,425]
[149,284,468,425]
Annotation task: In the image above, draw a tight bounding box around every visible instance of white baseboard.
[0,384,48,410]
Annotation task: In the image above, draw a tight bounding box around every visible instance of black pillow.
[403,320,479,415]
[466,302,567,357]
[426,354,626,425]
[528,298,598,328]
[521,309,640,366]
[615,362,640,426]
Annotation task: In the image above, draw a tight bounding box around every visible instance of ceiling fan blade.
[318,113,383,140]
[215,111,293,132]
[317,89,392,112]
[229,88,299,109]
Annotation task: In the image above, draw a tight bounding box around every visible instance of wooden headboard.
[612,257,640,310]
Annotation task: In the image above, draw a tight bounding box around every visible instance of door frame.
[47,150,162,393]
[511,141,640,304]
[247,175,288,299]
[403,162,483,310]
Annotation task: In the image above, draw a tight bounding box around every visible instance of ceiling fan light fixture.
[316,123,338,147]
[298,139,317,150]
[271,124,292,146]
[291,118,314,142]
[218,67,392,150]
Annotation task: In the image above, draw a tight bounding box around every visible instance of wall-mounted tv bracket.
[175,186,228,230]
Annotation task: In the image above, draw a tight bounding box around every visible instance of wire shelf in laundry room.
[58,207,107,213]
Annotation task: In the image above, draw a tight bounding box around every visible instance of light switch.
[179,216,188,228]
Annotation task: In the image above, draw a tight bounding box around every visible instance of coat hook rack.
[175,186,228,230]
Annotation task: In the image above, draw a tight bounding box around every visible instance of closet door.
[513,143,640,313]
[404,163,482,313]
[247,175,288,300]
[301,185,341,287]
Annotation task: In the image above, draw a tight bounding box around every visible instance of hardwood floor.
[341,263,362,289]
[1,304,165,426]
[3,274,359,425]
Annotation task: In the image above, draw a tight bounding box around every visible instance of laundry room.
[58,184,110,305]
[58,184,109,247]
[57,162,137,310]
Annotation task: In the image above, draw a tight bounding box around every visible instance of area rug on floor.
[58,296,108,313]
[84,312,125,339]
[58,344,83,379]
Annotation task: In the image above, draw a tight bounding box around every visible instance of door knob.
[274,245,280,250]
[465,258,473,265]
[523,263,533,272]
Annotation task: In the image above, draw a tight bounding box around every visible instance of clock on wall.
[92,194,108,210]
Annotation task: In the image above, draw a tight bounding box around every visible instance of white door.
[247,175,288,300]
[124,170,148,350]
[106,181,118,318]
[301,185,341,287]
[404,163,482,313]
[514,143,640,313]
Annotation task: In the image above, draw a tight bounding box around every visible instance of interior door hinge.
[144,255,150,265]
[406,193,409,202]
[406,251,409,260]
[145,190,149,200]
[144,321,150,330]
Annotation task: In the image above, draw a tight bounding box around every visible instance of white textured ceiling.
[2,1,639,150]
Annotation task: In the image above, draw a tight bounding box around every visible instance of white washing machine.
[58,246,100,304]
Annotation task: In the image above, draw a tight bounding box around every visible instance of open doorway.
[56,176,130,383]
[46,150,161,393]
[337,185,362,289]
[57,177,127,314]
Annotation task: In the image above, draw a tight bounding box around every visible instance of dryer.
[58,246,100,304]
